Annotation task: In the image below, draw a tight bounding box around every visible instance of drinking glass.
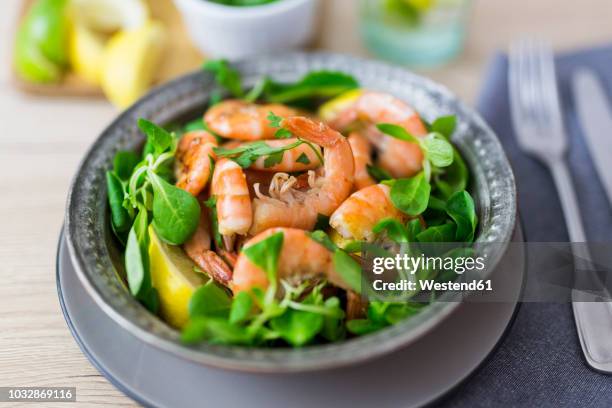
[360,0,471,67]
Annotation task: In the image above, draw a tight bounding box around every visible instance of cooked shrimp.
[348,132,376,191]
[184,206,233,285]
[330,184,406,242]
[249,117,354,235]
[346,291,367,320]
[175,130,217,196]
[250,138,322,172]
[204,100,297,141]
[211,158,253,246]
[232,228,352,294]
[329,91,427,178]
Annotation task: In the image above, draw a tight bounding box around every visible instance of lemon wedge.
[71,0,149,33]
[403,0,434,12]
[101,21,166,108]
[69,24,106,85]
[148,226,206,329]
[318,89,364,122]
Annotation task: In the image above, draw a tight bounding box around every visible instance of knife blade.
[571,68,612,205]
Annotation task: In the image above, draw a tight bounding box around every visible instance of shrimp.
[184,206,233,286]
[232,228,352,294]
[204,100,297,141]
[250,138,322,172]
[330,184,406,242]
[346,290,367,320]
[249,117,354,235]
[329,91,427,178]
[348,132,376,191]
[211,158,253,248]
[175,130,217,196]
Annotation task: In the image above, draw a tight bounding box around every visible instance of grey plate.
[58,224,524,408]
[64,52,517,372]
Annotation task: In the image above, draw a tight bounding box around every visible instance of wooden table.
[1,0,612,406]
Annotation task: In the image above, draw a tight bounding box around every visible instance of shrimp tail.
[281,117,341,148]
[222,234,235,252]
[195,250,233,286]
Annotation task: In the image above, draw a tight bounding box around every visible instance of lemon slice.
[403,0,434,12]
[69,24,106,85]
[101,21,166,108]
[148,226,206,329]
[318,89,364,122]
[71,0,149,33]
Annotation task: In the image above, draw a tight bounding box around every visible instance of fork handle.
[549,159,595,286]
[549,160,587,243]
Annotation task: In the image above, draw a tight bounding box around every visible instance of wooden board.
[12,0,204,97]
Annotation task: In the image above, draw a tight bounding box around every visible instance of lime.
[14,0,70,83]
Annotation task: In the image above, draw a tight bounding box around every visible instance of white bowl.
[173,0,320,59]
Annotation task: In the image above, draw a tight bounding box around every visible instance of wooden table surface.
[2,0,612,406]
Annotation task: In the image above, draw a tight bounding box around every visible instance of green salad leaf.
[376,123,418,143]
[421,132,454,167]
[431,115,457,139]
[204,197,223,249]
[189,281,232,319]
[270,308,324,347]
[296,152,311,165]
[242,232,284,283]
[366,164,393,183]
[265,71,359,104]
[333,250,363,294]
[389,173,431,216]
[416,223,457,243]
[138,119,174,155]
[377,122,455,172]
[446,191,478,242]
[434,147,468,199]
[113,151,140,180]
[106,171,131,235]
[125,214,147,296]
[202,59,244,98]
[149,172,200,245]
[229,292,254,325]
[214,140,304,169]
[202,60,360,107]
[373,218,410,243]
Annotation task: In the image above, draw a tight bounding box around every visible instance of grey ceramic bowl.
[65,52,516,373]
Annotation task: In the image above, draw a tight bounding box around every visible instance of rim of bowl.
[173,0,314,19]
[65,51,517,373]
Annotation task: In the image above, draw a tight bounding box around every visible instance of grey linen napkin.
[435,46,612,407]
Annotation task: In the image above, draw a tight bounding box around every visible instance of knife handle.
[550,159,612,372]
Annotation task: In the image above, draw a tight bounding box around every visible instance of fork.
[509,39,612,373]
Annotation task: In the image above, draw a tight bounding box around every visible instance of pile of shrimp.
[175,92,428,311]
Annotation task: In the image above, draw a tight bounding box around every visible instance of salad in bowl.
[66,53,515,371]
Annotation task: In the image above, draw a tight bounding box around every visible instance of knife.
[571,68,612,205]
